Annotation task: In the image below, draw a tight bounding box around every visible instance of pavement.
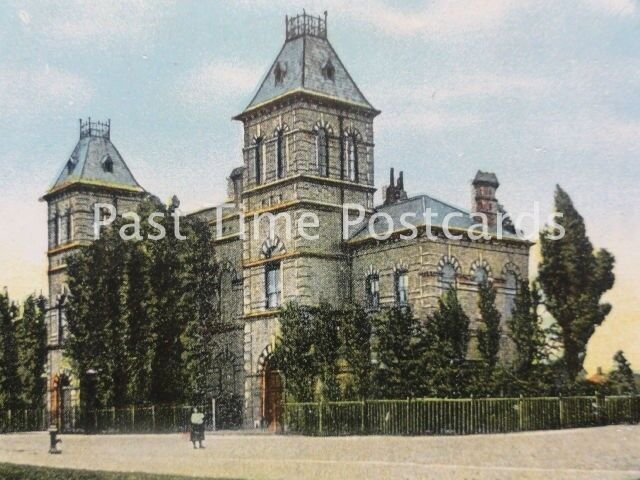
[0,425,638,479]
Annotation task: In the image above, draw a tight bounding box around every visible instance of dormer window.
[273,62,287,86]
[66,158,76,174]
[321,59,335,81]
[102,155,114,173]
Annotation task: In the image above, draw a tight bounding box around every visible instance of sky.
[0,0,638,374]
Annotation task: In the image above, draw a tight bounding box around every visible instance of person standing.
[190,407,205,449]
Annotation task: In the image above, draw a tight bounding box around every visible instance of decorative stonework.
[260,236,286,259]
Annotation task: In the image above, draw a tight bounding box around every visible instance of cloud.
[0,65,93,119]
[583,0,638,16]
[177,61,259,109]
[13,0,175,46]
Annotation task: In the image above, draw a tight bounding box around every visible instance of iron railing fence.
[283,395,640,436]
[0,396,243,434]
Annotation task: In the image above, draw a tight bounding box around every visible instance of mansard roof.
[237,13,376,118]
[347,195,523,243]
[44,119,144,198]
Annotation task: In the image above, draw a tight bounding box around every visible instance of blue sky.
[0,0,638,372]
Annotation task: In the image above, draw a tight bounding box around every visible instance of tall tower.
[41,119,145,420]
[233,12,379,427]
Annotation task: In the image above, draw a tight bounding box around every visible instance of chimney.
[384,168,408,206]
[227,166,246,207]
[471,170,500,227]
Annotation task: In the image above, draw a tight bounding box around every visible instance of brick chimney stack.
[471,171,500,226]
[384,168,408,206]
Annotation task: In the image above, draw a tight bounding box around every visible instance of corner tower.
[233,12,379,428]
[41,119,145,422]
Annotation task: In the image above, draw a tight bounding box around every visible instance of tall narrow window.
[395,270,408,305]
[316,128,329,176]
[265,262,281,308]
[504,271,518,317]
[53,211,60,246]
[254,138,263,185]
[276,130,285,179]
[345,135,358,182]
[366,273,380,309]
[66,210,73,242]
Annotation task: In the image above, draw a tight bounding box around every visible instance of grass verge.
[0,463,243,479]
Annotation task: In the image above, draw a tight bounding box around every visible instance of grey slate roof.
[348,195,521,242]
[47,134,144,195]
[243,31,375,112]
[473,170,499,186]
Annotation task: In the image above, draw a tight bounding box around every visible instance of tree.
[0,290,20,410]
[538,186,615,380]
[181,218,219,404]
[507,281,545,378]
[371,306,424,399]
[476,282,502,369]
[423,289,470,397]
[272,303,318,402]
[338,306,372,399]
[609,350,636,395]
[16,295,47,409]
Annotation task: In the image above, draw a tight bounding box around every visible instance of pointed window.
[273,62,287,86]
[276,129,285,179]
[321,59,335,81]
[102,155,114,173]
[504,270,518,317]
[316,128,329,177]
[254,137,263,185]
[344,134,358,182]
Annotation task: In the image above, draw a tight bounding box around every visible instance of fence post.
[360,400,365,434]
[318,401,323,436]
[131,405,135,431]
[212,398,216,431]
[406,397,410,435]
[151,406,155,432]
[518,395,524,431]
[558,394,564,429]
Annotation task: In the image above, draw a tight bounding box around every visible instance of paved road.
[0,426,638,479]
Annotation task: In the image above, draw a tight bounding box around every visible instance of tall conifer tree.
[539,186,615,380]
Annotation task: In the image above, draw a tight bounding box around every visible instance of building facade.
[44,13,530,430]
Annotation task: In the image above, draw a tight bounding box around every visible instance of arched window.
[254,137,263,185]
[440,263,456,289]
[474,267,488,286]
[265,262,281,308]
[344,134,358,182]
[394,269,408,305]
[276,129,285,179]
[366,272,380,309]
[316,128,329,177]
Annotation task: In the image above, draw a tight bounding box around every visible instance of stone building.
[192,13,530,429]
[43,13,529,430]
[41,119,146,418]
